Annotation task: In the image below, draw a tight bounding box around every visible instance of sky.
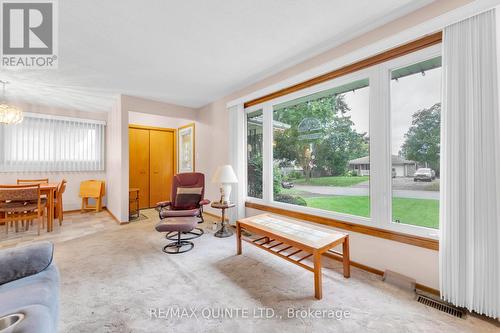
[343,66,441,155]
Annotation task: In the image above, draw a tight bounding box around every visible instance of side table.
[129,188,140,220]
[211,202,235,238]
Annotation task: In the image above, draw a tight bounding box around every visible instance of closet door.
[149,130,175,207]
[129,128,150,209]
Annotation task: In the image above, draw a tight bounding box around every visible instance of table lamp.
[212,165,238,204]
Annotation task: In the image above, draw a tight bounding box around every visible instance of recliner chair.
[155,172,210,240]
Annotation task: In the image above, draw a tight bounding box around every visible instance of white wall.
[129,111,194,129]
[0,102,107,211]
[105,96,129,222]
[196,99,229,215]
[124,95,197,124]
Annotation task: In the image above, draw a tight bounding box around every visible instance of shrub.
[247,155,263,198]
[273,165,282,196]
[274,194,307,206]
[287,171,303,180]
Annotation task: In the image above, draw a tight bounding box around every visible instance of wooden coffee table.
[236,214,350,300]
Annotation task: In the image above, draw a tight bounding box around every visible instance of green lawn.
[293,176,369,187]
[304,196,439,229]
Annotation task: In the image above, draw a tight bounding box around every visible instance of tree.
[401,103,441,174]
[273,94,368,181]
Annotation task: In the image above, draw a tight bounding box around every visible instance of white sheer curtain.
[228,104,246,224]
[440,9,500,318]
[0,113,105,172]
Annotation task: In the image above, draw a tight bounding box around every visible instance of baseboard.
[63,209,83,215]
[63,207,126,225]
[323,251,439,296]
[103,208,128,225]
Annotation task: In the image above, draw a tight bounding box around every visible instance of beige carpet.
[53,210,498,332]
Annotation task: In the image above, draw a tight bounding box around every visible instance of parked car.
[414,168,435,182]
[281,181,294,189]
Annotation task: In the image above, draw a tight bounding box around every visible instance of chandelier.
[0,81,23,124]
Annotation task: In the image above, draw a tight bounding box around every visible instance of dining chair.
[17,178,49,185]
[54,179,67,226]
[17,178,50,227]
[0,184,46,236]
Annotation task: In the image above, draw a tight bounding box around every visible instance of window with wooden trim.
[244,43,442,239]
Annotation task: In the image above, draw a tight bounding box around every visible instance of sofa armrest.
[0,241,54,285]
[199,199,211,206]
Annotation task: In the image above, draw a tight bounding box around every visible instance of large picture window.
[0,113,105,172]
[272,79,370,218]
[244,45,442,238]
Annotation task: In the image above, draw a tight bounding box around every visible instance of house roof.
[248,115,291,130]
[349,155,415,165]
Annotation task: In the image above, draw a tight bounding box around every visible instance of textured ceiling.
[0,0,433,112]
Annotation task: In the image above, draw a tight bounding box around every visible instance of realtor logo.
[1,0,58,68]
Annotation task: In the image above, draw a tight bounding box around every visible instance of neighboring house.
[348,155,417,177]
[348,156,371,176]
[247,115,290,155]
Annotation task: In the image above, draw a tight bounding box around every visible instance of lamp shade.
[212,165,238,183]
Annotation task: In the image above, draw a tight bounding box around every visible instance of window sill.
[245,201,439,251]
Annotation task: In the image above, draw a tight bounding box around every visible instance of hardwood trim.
[324,251,384,276]
[173,128,178,175]
[244,31,442,108]
[64,207,131,226]
[128,124,176,133]
[63,209,83,215]
[323,251,440,296]
[103,207,127,225]
[415,283,440,296]
[245,202,439,251]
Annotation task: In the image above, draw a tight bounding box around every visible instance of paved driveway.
[294,180,439,200]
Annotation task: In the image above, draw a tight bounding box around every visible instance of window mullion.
[369,65,392,227]
[262,103,273,203]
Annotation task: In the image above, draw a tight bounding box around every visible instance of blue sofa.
[0,241,59,333]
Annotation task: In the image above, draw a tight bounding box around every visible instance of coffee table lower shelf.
[236,217,350,300]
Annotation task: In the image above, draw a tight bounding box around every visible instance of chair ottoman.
[155,217,199,254]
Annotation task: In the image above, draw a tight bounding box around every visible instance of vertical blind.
[440,9,500,318]
[0,113,105,172]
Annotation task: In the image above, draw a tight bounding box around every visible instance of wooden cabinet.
[149,130,175,207]
[129,128,150,209]
[129,126,175,209]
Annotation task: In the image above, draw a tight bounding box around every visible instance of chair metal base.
[165,227,204,241]
[162,241,194,254]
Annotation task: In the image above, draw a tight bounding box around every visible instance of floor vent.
[416,293,466,318]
